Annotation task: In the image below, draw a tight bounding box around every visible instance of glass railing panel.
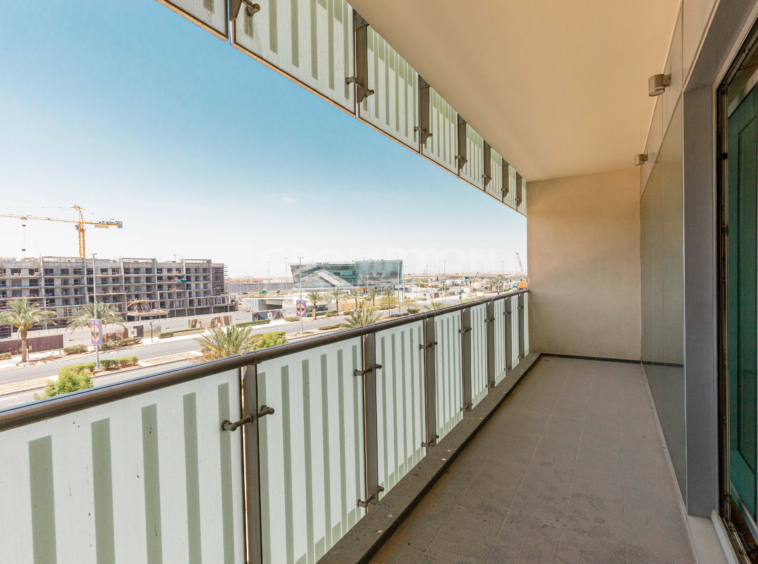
[434,311,463,441]
[375,322,426,500]
[0,369,245,563]
[504,164,517,210]
[493,298,507,384]
[509,295,520,370]
[424,88,458,173]
[470,304,488,408]
[486,147,503,201]
[232,0,355,113]
[256,338,365,564]
[523,293,530,355]
[518,177,527,215]
[360,27,419,150]
[460,124,484,190]
[158,0,229,39]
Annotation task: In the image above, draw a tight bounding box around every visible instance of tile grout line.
[482,359,571,564]
[552,359,590,564]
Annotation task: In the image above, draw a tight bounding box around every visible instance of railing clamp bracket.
[221,404,274,431]
[354,364,382,377]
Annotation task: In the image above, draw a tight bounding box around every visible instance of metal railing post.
[486,300,496,388]
[461,308,473,411]
[241,364,263,564]
[505,297,513,370]
[518,294,525,359]
[422,317,437,448]
[360,332,380,507]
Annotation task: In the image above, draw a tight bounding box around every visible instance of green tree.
[340,307,381,328]
[329,287,344,314]
[251,331,288,350]
[366,288,378,307]
[196,325,264,361]
[0,298,56,362]
[425,299,446,311]
[34,365,93,399]
[308,291,324,319]
[382,287,397,316]
[348,289,362,309]
[67,302,126,332]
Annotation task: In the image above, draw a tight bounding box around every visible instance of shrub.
[250,332,287,350]
[159,327,205,339]
[308,310,336,318]
[0,352,12,360]
[237,319,271,327]
[100,337,142,351]
[407,308,420,314]
[101,356,139,370]
[63,345,88,355]
[318,324,343,331]
[35,366,94,399]
[284,317,301,322]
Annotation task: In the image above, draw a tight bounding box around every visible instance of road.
[0,309,414,386]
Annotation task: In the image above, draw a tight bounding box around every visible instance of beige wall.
[527,168,641,360]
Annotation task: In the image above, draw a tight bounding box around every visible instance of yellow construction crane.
[0,205,123,257]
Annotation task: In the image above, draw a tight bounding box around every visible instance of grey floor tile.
[573,442,623,487]
[488,513,562,564]
[552,397,588,420]
[424,504,503,564]
[556,527,626,563]
[565,479,625,541]
[623,487,697,563]
[371,539,424,564]
[621,448,680,498]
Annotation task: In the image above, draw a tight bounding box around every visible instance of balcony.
[0,291,700,563]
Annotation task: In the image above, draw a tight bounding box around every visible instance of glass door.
[728,84,758,520]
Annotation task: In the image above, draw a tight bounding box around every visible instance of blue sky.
[0,0,526,278]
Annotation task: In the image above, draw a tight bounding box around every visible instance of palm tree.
[196,325,280,361]
[0,298,56,362]
[348,289,362,309]
[366,288,378,307]
[425,299,446,311]
[329,287,344,314]
[67,302,126,332]
[339,307,381,328]
[307,291,324,319]
[382,287,397,316]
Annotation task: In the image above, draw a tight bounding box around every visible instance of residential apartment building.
[0,256,233,337]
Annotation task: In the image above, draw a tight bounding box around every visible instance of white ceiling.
[349,0,682,181]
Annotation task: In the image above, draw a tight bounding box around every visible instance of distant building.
[0,256,233,338]
[290,260,403,289]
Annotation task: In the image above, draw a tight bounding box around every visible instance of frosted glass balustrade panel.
[423,88,458,173]
[360,27,419,149]
[486,148,503,201]
[523,293,530,355]
[509,295,520,369]
[504,165,518,210]
[0,370,245,564]
[257,338,365,564]
[375,322,426,500]
[470,304,488,407]
[493,298,507,384]
[434,312,463,441]
[460,125,484,190]
[158,0,228,39]
[518,178,527,215]
[233,0,355,112]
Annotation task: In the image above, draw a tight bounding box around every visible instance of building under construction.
[0,256,233,338]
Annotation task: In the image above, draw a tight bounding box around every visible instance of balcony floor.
[370,357,698,564]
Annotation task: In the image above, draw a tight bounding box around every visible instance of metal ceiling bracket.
[348,12,374,104]
[229,0,260,21]
[456,116,468,171]
[416,77,433,147]
[515,172,523,207]
[502,158,510,200]
[483,141,492,187]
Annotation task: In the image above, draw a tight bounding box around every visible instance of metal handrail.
[0,289,528,432]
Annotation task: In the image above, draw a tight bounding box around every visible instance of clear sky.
[0,0,526,278]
